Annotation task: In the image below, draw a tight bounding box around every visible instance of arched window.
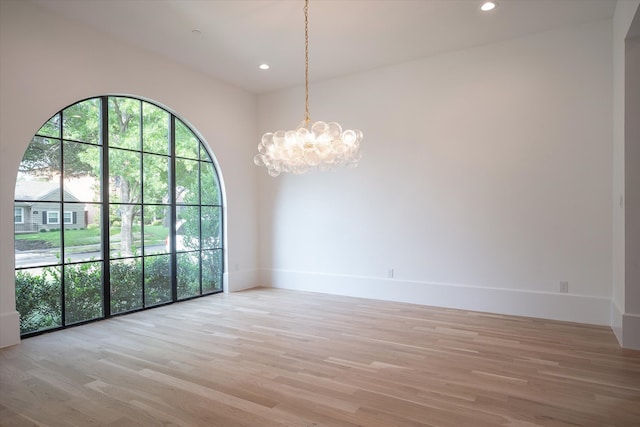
[14,96,223,336]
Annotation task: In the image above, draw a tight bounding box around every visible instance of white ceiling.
[31,0,616,94]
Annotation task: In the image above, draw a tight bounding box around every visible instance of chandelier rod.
[304,0,310,125]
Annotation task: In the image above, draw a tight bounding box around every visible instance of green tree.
[18,99,100,179]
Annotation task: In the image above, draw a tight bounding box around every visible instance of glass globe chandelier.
[254,0,363,177]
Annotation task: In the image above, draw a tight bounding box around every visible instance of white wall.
[624,5,640,349]
[612,0,631,338]
[258,19,614,326]
[625,35,640,346]
[612,0,640,349]
[0,1,260,347]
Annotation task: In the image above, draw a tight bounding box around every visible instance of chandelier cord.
[304,0,310,125]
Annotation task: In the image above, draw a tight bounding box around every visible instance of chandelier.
[254,0,363,177]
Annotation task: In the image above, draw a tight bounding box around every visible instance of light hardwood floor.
[1,288,639,427]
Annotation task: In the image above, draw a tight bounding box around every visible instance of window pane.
[15,202,61,269]
[143,206,168,255]
[17,137,61,182]
[109,204,141,258]
[15,174,61,241]
[200,146,213,163]
[64,204,101,263]
[175,119,198,159]
[64,261,103,325]
[143,103,169,155]
[109,148,141,203]
[110,258,143,314]
[200,162,220,205]
[64,142,101,202]
[177,252,199,300]
[109,97,141,150]
[201,206,221,250]
[144,255,171,306]
[15,267,62,334]
[202,250,223,293]
[63,98,101,144]
[175,158,199,204]
[37,114,61,138]
[143,153,169,204]
[176,206,200,252]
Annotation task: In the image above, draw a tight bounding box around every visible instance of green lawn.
[16,225,169,248]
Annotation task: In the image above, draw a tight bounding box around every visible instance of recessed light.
[259,64,270,70]
[480,1,497,12]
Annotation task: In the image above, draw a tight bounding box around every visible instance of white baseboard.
[0,310,20,348]
[611,300,624,344]
[262,269,611,326]
[611,301,640,349]
[622,312,640,350]
[1,271,620,348]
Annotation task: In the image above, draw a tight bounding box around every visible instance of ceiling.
[31,0,616,94]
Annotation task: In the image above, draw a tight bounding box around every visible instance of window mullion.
[198,160,203,296]
[139,100,145,260]
[169,116,178,302]
[59,117,66,327]
[101,96,112,317]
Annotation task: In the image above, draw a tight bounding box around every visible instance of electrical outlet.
[559,281,569,293]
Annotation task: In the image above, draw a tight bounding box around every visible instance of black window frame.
[14,95,225,338]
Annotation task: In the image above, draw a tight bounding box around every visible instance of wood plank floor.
[1,287,639,427]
